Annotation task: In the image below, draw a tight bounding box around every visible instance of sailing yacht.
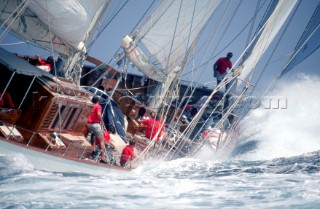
[0,0,319,174]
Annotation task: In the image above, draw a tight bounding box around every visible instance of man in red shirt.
[213,52,233,85]
[87,96,107,163]
[35,55,54,73]
[142,112,165,142]
[120,139,136,167]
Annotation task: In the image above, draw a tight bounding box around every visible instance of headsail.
[226,0,279,95]
[281,3,320,76]
[237,0,298,86]
[239,0,279,66]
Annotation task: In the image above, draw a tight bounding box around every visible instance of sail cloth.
[281,3,320,76]
[239,0,279,66]
[121,35,166,83]
[123,0,222,82]
[0,0,109,56]
[237,0,298,86]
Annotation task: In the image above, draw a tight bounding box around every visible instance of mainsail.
[121,0,222,108]
[239,0,279,66]
[0,0,110,55]
[0,0,118,83]
[122,0,222,81]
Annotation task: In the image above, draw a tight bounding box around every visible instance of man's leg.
[216,72,222,85]
[216,72,226,85]
[98,135,107,162]
[92,123,107,162]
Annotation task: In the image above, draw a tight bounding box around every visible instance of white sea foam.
[238,74,320,160]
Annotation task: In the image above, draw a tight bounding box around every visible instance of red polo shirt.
[143,118,165,141]
[215,58,232,74]
[87,103,102,123]
[120,145,134,166]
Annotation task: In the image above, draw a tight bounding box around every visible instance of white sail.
[239,0,279,66]
[121,35,166,82]
[237,0,298,85]
[0,0,110,56]
[281,3,320,76]
[123,0,222,82]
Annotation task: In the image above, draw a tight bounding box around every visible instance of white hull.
[0,138,128,175]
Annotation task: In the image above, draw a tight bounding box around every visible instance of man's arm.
[130,117,140,128]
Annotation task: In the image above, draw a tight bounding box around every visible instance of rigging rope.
[248,2,319,116]
[0,0,30,43]
[233,0,302,124]
[88,0,129,49]
[182,0,268,78]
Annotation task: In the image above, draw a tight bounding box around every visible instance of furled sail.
[281,3,320,76]
[0,0,109,56]
[122,0,222,82]
[121,35,166,82]
[237,0,298,85]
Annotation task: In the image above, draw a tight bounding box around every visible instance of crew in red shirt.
[120,139,136,167]
[35,55,54,73]
[213,52,233,84]
[87,96,107,163]
[142,112,165,142]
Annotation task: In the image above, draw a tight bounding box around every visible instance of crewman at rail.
[120,139,136,167]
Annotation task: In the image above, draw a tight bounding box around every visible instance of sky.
[90,0,320,92]
[1,0,319,91]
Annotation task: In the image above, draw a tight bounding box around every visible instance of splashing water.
[236,74,320,160]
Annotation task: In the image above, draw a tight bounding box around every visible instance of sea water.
[1,74,320,209]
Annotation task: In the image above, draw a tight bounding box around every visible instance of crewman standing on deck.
[213,52,233,85]
[87,96,107,163]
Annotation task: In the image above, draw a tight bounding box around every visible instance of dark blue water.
[1,151,320,209]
